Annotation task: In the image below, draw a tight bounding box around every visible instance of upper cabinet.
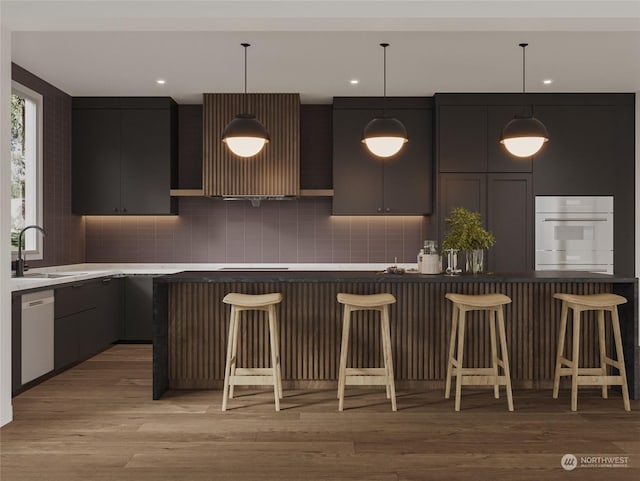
[72,97,178,215]
[202,93,300,197]
[436,95,533,173]
[332,97,433,215]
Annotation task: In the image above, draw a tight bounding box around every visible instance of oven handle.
[542,218,609,222]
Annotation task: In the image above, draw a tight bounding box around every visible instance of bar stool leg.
[338,305,351,411]
[228,308,241,400]
[381,308,391,400]
[222,306,238,412]
[489,309,499,399]
[497,306,514,412]
[445,304,459,400]
[611,307,631,412]
[454,309,466,412]
[381,306,397,412]
[553,301,569,399]
[571,307,581,412]
[267,306,281,412]
[597,310,608,400]
[270,305,283,399]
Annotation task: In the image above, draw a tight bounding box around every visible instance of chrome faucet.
[15,225,46,277]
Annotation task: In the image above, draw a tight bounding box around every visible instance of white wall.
[0,21,13,427]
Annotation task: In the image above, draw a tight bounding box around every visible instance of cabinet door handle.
[377,207,382,213]
[113,207,119,213]
[101,278,112,284]
[71,283,84,288]
[385,207,391,212]
[122,207,127,213]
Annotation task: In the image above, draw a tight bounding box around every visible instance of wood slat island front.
[153,271,638,400]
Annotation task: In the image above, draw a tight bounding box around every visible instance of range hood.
[222,195,296,207]
[203,93,300,198]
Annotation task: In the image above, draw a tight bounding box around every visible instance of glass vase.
[465,249,484,275]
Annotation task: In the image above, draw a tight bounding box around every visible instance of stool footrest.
[345,375,390,386]
[576,375,624,386]
[230,375,275,385]
[558,367,605,376]
[460,375,509,386]
[345,368,387,376]
[451,367,501,376]
[235,368,275,376]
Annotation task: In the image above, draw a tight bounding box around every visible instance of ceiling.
[3,1,640,104]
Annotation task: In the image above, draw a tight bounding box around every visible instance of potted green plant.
[442,207,496,274]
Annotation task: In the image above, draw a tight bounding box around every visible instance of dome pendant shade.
[362,43,408,158]
[361,116,408,158]
[222,43,269,158]
[222,114,270,157]
[499,115,549,158]
[501,42,549,158]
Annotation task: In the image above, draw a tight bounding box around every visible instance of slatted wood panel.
[202,93,300,196]
[168,281,613,389]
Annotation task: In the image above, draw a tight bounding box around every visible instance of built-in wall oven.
[535,196,613,274]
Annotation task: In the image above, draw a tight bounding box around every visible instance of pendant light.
[500,43,549,158]
[222,43,270,157]
[362,43,408,158]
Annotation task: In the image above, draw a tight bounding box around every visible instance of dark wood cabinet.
[72,97,178,215]
[439,172,532,272]
[123,276,154,342]
[300,105,333,191]
[487,173,533,272]
[436,98,532,173]
[332,97,433,215]
[54,277,122,371]
[438,105,487,172]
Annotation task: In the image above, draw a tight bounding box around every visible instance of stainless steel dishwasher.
[21,289,55,384]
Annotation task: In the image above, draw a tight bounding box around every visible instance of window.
[10,82,43,260]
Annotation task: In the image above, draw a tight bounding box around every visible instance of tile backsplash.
[85,197,430,264]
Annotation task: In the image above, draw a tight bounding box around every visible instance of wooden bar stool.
[221,292,283,412]
[552,293,630,412]
[445,293,514,412]
[337,293,397,411]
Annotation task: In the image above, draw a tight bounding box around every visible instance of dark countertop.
[155,270,636,284]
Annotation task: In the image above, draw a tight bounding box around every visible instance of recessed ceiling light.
[542,79,553,85]
[349,79,359,85]
[156,79,166,85]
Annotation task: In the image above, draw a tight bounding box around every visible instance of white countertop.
[9,262,417,292]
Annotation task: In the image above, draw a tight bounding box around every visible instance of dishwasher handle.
[22,296,54,309]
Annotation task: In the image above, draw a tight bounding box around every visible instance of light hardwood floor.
[1,344,639,480]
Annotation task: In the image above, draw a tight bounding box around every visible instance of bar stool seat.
[553,292,630,411]
[221,292,283,411]
[337,292,397,411]
[445,292,514,411]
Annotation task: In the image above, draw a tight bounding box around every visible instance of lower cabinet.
[54,277,123,371]
[11,275,156,395]
[439,173,533,272]
[123,276,154,342]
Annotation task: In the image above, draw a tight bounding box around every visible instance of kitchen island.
[153,270,638,400]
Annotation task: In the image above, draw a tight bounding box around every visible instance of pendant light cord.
[242,42,250,114]
[520,42,527,94]
[381,42,389,115]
